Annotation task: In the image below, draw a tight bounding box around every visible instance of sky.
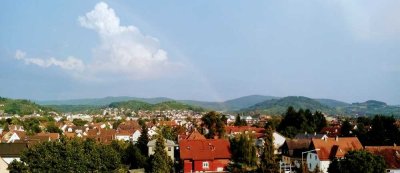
[0,1,399,104]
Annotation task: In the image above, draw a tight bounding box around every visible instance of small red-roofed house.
[179,139,231,173]
[365,145,400,173]
[306,137,363,173]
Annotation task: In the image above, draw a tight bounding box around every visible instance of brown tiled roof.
[311,137,363,160]
[179,139,231,160]
[37,132,60,141]
[365,146,400,169]
[0,143,28,157]
[320,126,341,137]
[285,139,311,150]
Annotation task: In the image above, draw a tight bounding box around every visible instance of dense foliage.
[0,97,55,116]
[228,133,258,172]
[327,150,386,173]
[8,138,121,172]
[201,111,226,139]
[259,127,279,173]
[148,135,173,173]
[354,115,400,146]
[277,107,327,138]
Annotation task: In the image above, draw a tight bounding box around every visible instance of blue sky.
[1,1,399,104]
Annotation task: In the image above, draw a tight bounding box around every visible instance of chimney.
[394,143,397,147]
[314,132,317,136]
[335,136,339,142]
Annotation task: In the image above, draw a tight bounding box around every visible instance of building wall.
[387,169,400,173]
[193,159,229,172]
[148,146,175,161]
[0,157,9,173]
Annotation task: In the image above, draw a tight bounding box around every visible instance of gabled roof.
[294,133,327,140]
[179,139,231,160]
[365,146,400,169]
[186,129,206,140]
[0,143,28,157]
[311,137,363,160]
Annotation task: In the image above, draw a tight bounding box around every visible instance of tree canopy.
[327,150,386,173]
[201,111,226,139]
[277,107,327,138]
[8,138,121,172]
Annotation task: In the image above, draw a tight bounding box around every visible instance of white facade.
[306,153,330,173]
[147,139,176,161]
[386,169,400,173]
[132,130,141,143]
[273,132,286,154]
[115,134,131,141]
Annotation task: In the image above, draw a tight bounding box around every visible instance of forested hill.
[0,97,55,115]
[108,100,206,112]
[241,96,337,115]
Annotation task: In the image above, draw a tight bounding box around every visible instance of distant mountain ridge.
[35,95,400,116]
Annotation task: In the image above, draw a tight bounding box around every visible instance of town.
[0,100,399,173]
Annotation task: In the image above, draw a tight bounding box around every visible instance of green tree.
[340,120,353,137]
[201,111,226,139]
[228,133,258,172]
[136,124,149,156]
[327,150,386,173]
[45,122,62,134]
[72,118,88,126]
[148,135,173,173]
[234,114,247,126]
[8,138,121,172]
[259,127,278,173]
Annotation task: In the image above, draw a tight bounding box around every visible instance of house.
[1,131,26,143]
[320,126,341,137]
[147,139,176,161]
[273,132,286,154]
[280,139,311,168]
[115,130,134,141]
[306,137,363,173]
[294,133,328,140]
[365,145,400,173]
[0,143,29,173]
[131,130,142,143]
[179,139,231,173]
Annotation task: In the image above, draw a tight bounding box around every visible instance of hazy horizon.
[1,1,399,104]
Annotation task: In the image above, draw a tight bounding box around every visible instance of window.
[168,147,171,151]
[315,155,317,160]
[202,162,209,169]
[309,163,311,168]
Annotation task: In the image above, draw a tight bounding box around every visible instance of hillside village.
[0,98,400,173]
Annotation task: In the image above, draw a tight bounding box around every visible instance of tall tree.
[327,150,386,173]
[148,135,173,173]
[228,133,258,172]
[259,127,278,173]
[136,124,149,156]
[234,114,247,126]
[201,111,226,139]
[340,120,353,137]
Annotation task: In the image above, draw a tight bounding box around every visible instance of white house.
[307,137,363,173]
[132,130,141,143]
[273,132,286,154]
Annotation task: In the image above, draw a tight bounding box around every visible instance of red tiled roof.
[365,146,400,169]
[179,139,231,160]
[225,126,265,134]
[186,130,206,140]
[311,137,363,160]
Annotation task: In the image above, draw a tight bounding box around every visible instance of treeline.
[8,124,174,172]
[277,106,327,138]
[342,115,400,146]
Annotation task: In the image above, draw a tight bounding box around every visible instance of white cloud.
[14,50,84,71]
[78,1,180,79]
[15,2,181,80]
